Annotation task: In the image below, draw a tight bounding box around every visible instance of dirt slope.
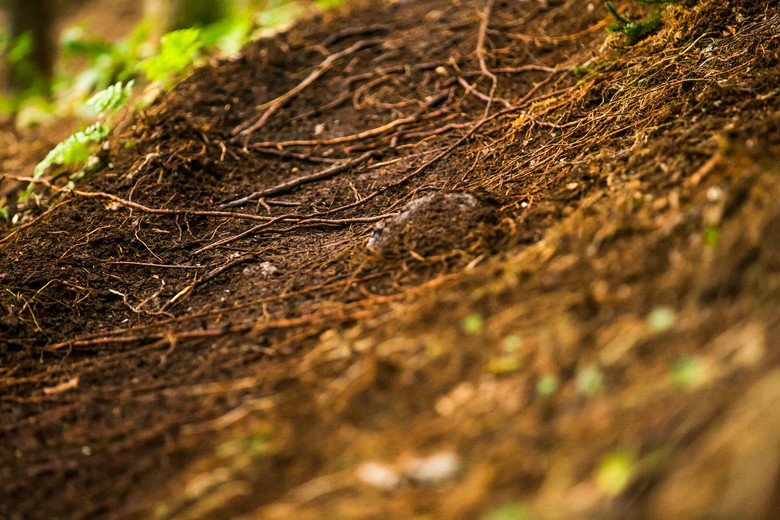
[2,0,780,518]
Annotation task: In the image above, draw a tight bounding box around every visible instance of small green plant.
[605,0,698,46]
[139,28,204,85]
[573,58,598,74]
[535,374,558,396]
[670,356,710,389]
[85,79,134,119]
[462,313,485,335]
[33,80,133,184]
[596,449,637,496]
[605,2,663,46]
[703,224,720,247]
[32,122,108,179]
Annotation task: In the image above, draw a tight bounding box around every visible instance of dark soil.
[2,0,780,518]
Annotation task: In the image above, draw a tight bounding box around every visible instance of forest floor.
[2,0,780,518]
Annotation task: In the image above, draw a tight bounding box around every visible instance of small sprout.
[670,356,710,389]
[462,313,485,335]
[576,365,605,397]
[34,122,109,179]
[647,306,677,332]
[703,225,720,247]
[596,449,636,497]
[32,80,134,186]
[0,206,8,222]
[536,374,558,396]
[573,58,597,74]
[605,1,663,46]
[86,80,134,119]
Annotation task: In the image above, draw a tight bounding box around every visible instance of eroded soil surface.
[2,0,780,518]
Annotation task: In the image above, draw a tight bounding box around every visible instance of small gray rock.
[367,191,494,256]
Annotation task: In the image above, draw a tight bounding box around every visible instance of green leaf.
[535,374,558,396]
[139,28,203,84]
[34,123,108,179]
[86,80,134,117]
[596,449,636,496]
[670,356,710,389]
[462,313,485,335]
[8,31,34,65]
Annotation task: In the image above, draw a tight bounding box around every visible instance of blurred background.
[0,0,341,221]
[0,0,340,124]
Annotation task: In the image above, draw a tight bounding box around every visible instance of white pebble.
[356,462,401,490]
[402,452,460,484]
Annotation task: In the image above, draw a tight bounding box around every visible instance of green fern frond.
[34,122,109,179]
[87,80,134,117]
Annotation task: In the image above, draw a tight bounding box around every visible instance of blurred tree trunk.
[7,0,55,91]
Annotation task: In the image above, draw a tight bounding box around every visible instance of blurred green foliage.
[138,28,205,84]
[2,0,348,122]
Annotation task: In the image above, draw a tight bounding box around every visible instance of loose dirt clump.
[2,0,780,519]
[366,191,496,257]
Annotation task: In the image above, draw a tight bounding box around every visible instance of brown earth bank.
[1,0,780,518]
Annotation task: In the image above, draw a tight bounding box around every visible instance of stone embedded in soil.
[355,452,461,490]
[367,191,495,256]
[401,451,461,484]
[355,461,402,490]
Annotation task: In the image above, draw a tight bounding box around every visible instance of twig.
[106,261,205,269]
[233,39,381,136]
[1,174,277,223]
[193,217,289,255]
[159,254,254,313]
[457,76,511,108]
[248,105,448,149]
[0,199,70,244]
[507,5,625,44]
[194,213,394,254]
[35,272,390,353]
[42,304,389,352]
[251,147,342,163]
[218,151,374,209]
[320,24,389,48]
[493,64,557,74]
[514,70,562,106]
[312,83,575,217]
[476,0,498,117]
